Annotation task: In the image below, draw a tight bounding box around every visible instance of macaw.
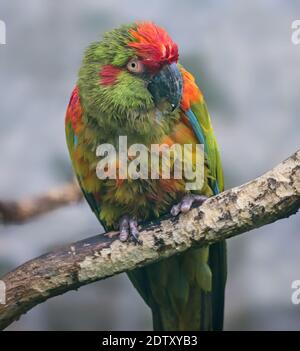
[65,22,227,331]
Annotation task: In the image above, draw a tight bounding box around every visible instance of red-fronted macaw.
[65,22,227,331]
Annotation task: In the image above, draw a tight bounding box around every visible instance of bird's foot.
[119,215,141,243]
[171,194,208,216]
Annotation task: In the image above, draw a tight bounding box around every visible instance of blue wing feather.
[185,108,219,195]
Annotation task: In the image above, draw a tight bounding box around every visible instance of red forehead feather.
[128,22,179,70]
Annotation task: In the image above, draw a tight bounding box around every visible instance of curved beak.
[148,63,183,111]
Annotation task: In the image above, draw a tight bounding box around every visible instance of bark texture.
[0,180,82,223]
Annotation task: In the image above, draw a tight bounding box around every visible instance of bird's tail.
[128,241,227,331]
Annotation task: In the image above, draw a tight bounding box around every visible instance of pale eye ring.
[127,59,144,73]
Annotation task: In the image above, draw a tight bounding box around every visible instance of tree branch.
[0,180,83,223]
[0,150,299,330]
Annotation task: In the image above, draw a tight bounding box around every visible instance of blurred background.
[0,0,300,330]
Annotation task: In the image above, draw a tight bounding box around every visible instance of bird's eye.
[127,59,144,74]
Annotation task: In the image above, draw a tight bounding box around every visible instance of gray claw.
[119,216,140,242]
[129,219,139,241]
[170,203,181,216]
[119,216,130,242]
[171,194,207,216]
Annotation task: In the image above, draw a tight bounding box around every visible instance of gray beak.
[148,63,183,111]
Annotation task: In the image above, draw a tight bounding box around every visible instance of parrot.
[65,22,227,331]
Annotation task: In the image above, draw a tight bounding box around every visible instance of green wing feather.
[188,101,224,193]
[187,94,227,331]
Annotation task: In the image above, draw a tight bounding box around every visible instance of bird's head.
[78,22,183,128]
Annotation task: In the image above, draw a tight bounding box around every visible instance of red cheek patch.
[99,65,122,86]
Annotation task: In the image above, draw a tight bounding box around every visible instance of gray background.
[0,0,300,330]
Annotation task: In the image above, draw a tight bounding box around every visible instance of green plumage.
[65,22,227,331]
